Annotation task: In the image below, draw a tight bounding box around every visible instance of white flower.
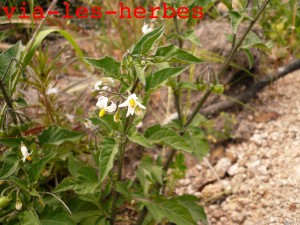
[66,114,74,122]
[93,81,108,91]
[142,23,152,34]
[96,96,117,117]
[46,87,59,95]
[84,119,94,129]
[118,93,146,117]
[20,142,31,162]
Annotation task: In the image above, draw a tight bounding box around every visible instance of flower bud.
[113,109,121,123]
[15,200,22,210]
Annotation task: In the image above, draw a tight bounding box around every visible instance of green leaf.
[68,155,84,177]
[54,167,100,197]
[155,44,203,64]
[0,137,25,147]
[0,41,22,92]
[19,210,42,225]
[229,11,243,34]
[142,197,196,225]
[90,114,119,131]
[29,154,56,182]
[181,30,202,47]
[67,198,104,223]
[240,31,273,50]
[40,207,76,225]
[146,67,187,91]
[23,29,83,67]
[144,125,192,153]
[115,181,132,200]
[137,157,163,185]
[53,178,77,193]
[177,195,208,225]
[38,125,83,146]
[184,127,209,160]
[0,152,19,179]
[242,48,254,69]
[75,166,100,195]
[192,0,216,8]
[132,24,165,55]
[220,0,232,10]
[10,176,29,190]
[128,132,154,148]
[99,138,119,183]
[134,64,146,86]
[84,56,121,79]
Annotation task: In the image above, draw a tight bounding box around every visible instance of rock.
[213,209,224,218]
[200,183,223,202]
[215,157,232,177]
[228,163,239,176]
[257,165,268,175]
[232,211,246,223]
[225,150,238,164]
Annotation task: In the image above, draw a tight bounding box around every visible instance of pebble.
[228,163,239,176]
[215,157,232,177]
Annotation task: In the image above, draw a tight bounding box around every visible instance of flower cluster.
[96,93,146,119]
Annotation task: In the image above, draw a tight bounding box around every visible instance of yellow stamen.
[129,98,136,108]
[99,108,106,117]
[26,156,32,161]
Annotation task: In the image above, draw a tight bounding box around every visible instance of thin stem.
[173,15,183,124]
[0,79,18,125]
[110,80,139,225]
[184,89,212,128]
[110,142,127,225]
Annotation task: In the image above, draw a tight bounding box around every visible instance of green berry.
[213,84,224,94]
[197,83,207,91]
[0,196,10,209]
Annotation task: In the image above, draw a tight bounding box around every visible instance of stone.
[231,211,246,223]
[228,163,239,176]
[215,157,232,177]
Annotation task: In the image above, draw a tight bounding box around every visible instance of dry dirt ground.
[176,69,300,225]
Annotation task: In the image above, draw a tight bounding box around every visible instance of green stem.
[110,141,128,225]
[110,80,139,224]
[184,89,212,128]
[0,79,17,125]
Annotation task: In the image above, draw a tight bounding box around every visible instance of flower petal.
[106,102,117,112]
[118,100,129,108]
[96,96,108,108]
[136,102,146,109]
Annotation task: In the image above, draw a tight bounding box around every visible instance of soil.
[176,69,300,225]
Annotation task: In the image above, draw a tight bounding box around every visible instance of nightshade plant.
[0,0,272,224]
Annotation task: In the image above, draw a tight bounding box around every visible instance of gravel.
[176,70,300,224]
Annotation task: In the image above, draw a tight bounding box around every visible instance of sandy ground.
[176,70,300,225]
